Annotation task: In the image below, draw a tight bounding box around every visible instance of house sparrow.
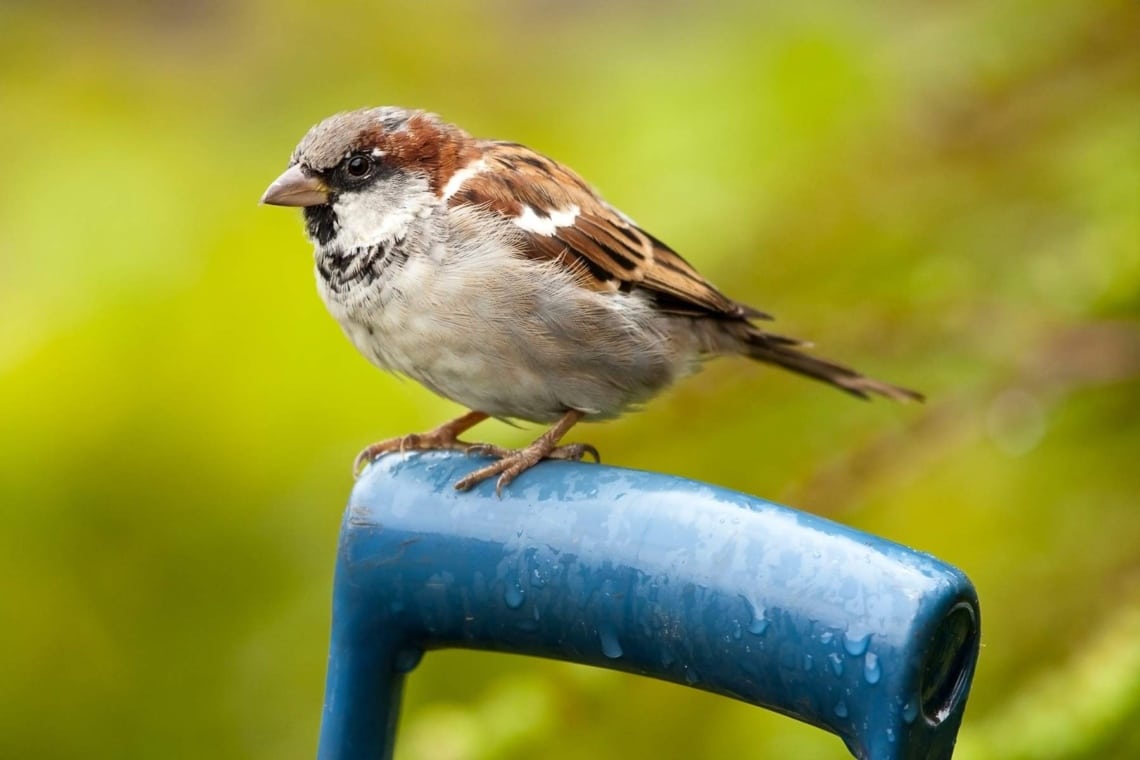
[262,107,921,494]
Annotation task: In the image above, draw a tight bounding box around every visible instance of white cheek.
[331,195,405,249]
[330,180,436,250]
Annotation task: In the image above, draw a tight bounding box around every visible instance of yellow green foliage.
[1,1,1137,758]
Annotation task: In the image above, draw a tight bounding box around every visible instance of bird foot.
[455,441,600,496]
[353,411,492,478]
[352,432,472,477]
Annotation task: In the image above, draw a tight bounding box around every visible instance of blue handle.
[318,452,980,759]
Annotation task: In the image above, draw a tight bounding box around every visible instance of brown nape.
[741,327,924,402]
[379,112,481,196]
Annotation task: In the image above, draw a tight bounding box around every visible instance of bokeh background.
[2,0,1138,758]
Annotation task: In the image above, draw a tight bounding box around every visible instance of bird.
[261,106,921,494]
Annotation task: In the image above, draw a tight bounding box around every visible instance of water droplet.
[530,567,546,588]
[504,584,525,609]
[598,624,623,659]
[864,651,881,684]
[887,727,896,743]
[819,630,834,645]
[834,699,849,718]
[532,606,541,622]
[393,647,423,673]
[802,654,814,671]
[731,621,743,640]
[741,596,769,635]
[828,652,844,677]
[843,631,871,657]
[902,700,918,724]
[683,666,700,685]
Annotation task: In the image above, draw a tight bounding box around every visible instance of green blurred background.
[2,0,1138,758]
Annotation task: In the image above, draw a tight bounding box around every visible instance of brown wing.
[448,141,769,321]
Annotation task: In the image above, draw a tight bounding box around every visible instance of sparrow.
[261,107,921,494]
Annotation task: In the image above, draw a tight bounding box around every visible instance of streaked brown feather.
[449,141,762,320]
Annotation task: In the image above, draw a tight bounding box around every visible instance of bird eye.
[345,154,373,178]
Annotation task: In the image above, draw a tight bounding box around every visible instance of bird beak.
[260,165,329,207]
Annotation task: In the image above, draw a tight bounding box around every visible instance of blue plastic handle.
[318,452,980,760]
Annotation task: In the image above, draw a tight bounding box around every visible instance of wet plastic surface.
[318,452,980,759]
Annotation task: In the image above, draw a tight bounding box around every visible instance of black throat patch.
[304,204,338,247]
[315,240,405,295]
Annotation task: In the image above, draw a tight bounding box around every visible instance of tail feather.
[742,330,923,402]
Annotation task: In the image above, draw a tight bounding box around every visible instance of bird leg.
[352,410,489,477]
[453,410,598,495]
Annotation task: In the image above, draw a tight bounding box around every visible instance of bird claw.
[464,443,514,459]
[547,442,600,463]
[353,432,470,478]
[454,441,601,495]
[357,410,594,494]
[353,439,406,478]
